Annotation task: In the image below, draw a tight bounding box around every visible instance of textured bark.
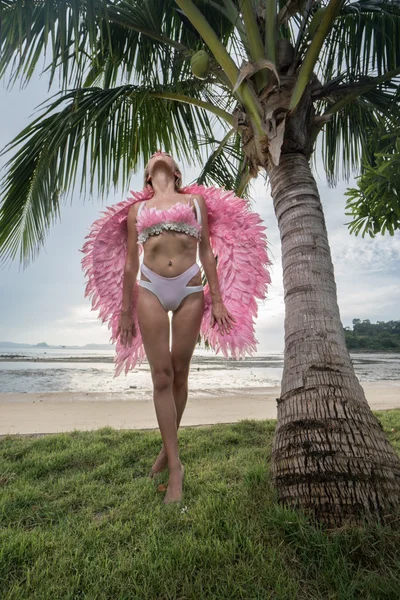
[269,153,400,529]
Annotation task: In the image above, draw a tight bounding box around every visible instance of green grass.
[1,410,400,600]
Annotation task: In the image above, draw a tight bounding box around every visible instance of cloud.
[48,304,112,345]
[337,279,399,324]
[55,304,101,326]
[1,70,398,351]
[330,230,400,275]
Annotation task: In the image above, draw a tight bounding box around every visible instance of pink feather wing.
[80,184,272,376]
[80,188,152,377]
[190,185,272,359]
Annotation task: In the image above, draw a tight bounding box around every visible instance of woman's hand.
[211,300,236,335]
[117,311,137,347]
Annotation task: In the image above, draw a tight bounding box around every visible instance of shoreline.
[1,382,399,437]
[1,350,399,363]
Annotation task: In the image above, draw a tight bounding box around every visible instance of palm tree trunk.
[268,153,400,529]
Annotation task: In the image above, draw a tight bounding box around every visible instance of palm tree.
[1,0,399,528]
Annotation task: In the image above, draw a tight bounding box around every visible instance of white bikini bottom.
[138,262,203,311]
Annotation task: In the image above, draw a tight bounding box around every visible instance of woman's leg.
[136,287,181,475]
[171,290,204,424]
[149,287,204,474]
[162,290,204,502]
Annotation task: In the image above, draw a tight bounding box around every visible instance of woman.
[117,151,236,504]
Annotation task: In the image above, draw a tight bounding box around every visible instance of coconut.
[191,50,210,80]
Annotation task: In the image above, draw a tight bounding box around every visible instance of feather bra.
[136,198,202,244]
[80,184,272,377]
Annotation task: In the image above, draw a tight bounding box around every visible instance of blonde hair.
[144,155,183,191]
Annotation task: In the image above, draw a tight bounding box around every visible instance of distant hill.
[2,320,399,353]
[0,341,113,349]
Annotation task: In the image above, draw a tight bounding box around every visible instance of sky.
[1,68,399,354]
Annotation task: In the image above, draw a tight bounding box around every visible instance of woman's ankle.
[168,459,182,470]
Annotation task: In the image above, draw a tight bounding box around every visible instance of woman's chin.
[151,156,173,167]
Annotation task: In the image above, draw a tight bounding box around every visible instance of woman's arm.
[118,203,140,346]
[195,194,236,336]
[121,203,140,312]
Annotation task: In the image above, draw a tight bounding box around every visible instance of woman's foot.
[148,446,168,478]
[163,463,185,504]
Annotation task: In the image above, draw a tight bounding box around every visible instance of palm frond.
[0,0,246,94]
[289,0,343,109]
[320,84,399,184]
[0,81,224,268]
[0,0,111,90]
[319,0,400,82]
[195,129,254,200]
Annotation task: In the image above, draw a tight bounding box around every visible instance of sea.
[0,347,399,398]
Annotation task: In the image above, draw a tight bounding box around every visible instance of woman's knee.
[152,366,174,392]
[173,363,189,388]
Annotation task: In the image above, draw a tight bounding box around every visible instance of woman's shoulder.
[127,201,144,220]
[190,193,206,206]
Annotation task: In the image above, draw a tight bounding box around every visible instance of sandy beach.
[0,381,399,437]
